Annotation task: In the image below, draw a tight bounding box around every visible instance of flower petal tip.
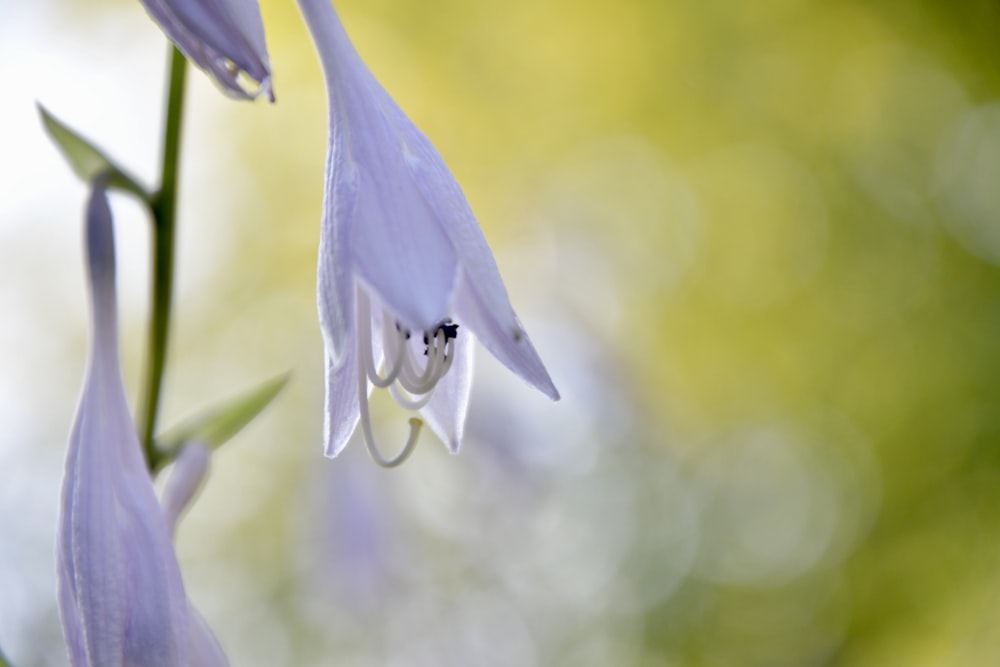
[322,431,350,460]
[258,77,276,103]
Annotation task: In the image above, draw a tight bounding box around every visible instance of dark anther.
[423,321,459,355]
[437,322,459,341]
[395,322,411,339]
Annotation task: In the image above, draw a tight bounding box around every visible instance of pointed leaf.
[155,373,291,469]
[38,104,148,199]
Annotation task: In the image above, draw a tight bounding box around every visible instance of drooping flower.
[139,0,273,100]
[57,182,226,667]
[295,0,559,464]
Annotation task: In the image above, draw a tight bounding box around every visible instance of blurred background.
[3,0,1000,664]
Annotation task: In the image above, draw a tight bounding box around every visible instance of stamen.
[423,322,458,355]
[398,329,446,395]
[357,342,422,468]
[439,336,457,375]
[387,332,456,409]
[357,291,406,388]
[389,383,436,410]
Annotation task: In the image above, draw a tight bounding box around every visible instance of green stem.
[140,46,187,470]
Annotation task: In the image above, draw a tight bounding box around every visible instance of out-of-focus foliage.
[38,104,147,198]
[5,0,1000,665]
[154,372,290,469]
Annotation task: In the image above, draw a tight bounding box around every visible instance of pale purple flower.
[139,0,273,100]
[57,183,225,667]
[296,0,559,464]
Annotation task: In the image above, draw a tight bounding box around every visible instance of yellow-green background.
[3,0,1000,665]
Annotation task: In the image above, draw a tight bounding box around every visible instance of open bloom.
[57,183,225,667]
[139,0,273,100]
[296,0,559,464]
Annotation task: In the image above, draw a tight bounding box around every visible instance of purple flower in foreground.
[57,184,225,667]
[139,0,273,100]
[296,0,559,464]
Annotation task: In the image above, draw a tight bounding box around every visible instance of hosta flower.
[139,0,273,100]
[296,0,559,464]
[57,183,225,667]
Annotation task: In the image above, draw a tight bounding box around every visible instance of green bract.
[38,105,147,199]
